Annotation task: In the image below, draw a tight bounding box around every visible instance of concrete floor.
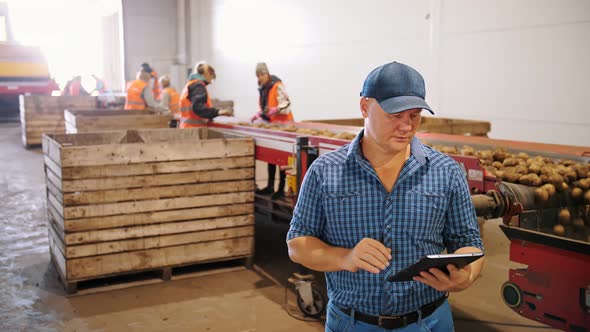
[0,122,559,332]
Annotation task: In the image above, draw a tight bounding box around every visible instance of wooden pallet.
[49,247,251,295]
[65,109,173,134]
[20,95,97,147]
[305,117,491,136]
[43,128,256,293]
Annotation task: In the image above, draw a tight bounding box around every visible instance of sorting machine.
[210,121,590,330]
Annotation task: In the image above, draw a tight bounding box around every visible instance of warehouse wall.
[436,0,590,145]
[190,0,434,124]
[183,0,590,146]
[122,0,179,88]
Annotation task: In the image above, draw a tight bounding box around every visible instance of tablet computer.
[387,252,484,282]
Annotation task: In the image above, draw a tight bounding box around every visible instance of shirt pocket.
[323,191,381,247]
[404,189,448,250]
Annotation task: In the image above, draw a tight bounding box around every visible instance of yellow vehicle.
[0,2,57,119]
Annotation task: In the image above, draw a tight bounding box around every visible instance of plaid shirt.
[287,130,483,316]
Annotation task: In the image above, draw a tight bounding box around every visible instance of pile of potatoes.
[427,144,590,240]
[237,122,357,140]
[428,144,590,205]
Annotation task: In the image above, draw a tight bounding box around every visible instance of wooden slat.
[60,138,254,167]
[67,236,254,280]
[63,191,254,219]
[61,156,254,179]
[48,217,66,254]
[45,166,63,191]
[47,191,64,218]
[66,225,254,258]
[63,203,254,232]
[42,134,63,167]
[47,202,66,232]
[44,155,63,179]
[60,167,253,192]
[45,177,63,205]
[63,179,254,205]
[64,214,254,245]
[49,231,68,280]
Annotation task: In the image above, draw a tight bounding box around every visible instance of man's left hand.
[413,264,473,292]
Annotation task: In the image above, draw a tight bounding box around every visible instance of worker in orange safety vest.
[124,67,166,111]
[158,75,180,118]
[178,61,233,128]
[251,62,294,200]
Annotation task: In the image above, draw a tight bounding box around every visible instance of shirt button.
[386,225,391,230]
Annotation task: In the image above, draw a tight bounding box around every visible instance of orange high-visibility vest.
[178,79,211,128]
[69,79,83,96]
[164,87,180,116]
[266,81,293,123]
[125,80,148,110]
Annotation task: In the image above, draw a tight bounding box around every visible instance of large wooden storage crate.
[20,95,97,147]
[43,128,255,292]
[64,109,172,134]
[305,117,491,136]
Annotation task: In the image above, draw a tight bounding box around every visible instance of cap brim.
[377,95,434,115]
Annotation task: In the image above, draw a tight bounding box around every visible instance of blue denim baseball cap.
[360,61,434,114]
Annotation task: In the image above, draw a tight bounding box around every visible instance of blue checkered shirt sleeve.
[444,167,483,253]
[287,164,325,240]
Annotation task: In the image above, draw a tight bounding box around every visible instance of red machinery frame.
[209,121,590,331]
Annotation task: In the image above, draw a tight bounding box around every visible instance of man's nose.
[398,116,412,131]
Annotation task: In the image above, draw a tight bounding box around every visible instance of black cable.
[454,317,555,328]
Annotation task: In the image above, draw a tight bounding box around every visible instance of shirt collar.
[347,129,428,165]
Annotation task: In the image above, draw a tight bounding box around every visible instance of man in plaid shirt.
[287,61,484,332]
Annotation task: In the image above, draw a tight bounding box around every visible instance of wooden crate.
[43,128,255,293]
[305,117,491,136]
[20,95,97,147]
[64,109,173,134]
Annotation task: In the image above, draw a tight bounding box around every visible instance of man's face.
[257,72,270,86]
[361,98,422,154]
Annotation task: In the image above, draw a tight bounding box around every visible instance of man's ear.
[360,97,370,118]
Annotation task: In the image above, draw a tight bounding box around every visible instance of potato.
[534,187,549,203]
[559,182,569,192]
[515,165,529,175]
[493,148,509,162]
[528,163,542,174]
[573,218,585,230]
[579,179,590,190]
[553,224,565,236]
[542,183,556,196]
[503,158,519,167]
[480,159,493,166]
[492,161,503,169]
[516,152,530,160]
[460,145,476,156]
[476,150,493,161]
[334,132,356,140]
[519,173,542,187]
[559,159,576,167]
[548,173,564,188]
[574,164,588,179]
[440,146,459,155]
[571,187,583,200]
[558,208,571,224]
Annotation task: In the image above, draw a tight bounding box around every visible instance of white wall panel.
[122,0,178,87]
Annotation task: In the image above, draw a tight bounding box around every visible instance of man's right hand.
[341,238,392,274]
